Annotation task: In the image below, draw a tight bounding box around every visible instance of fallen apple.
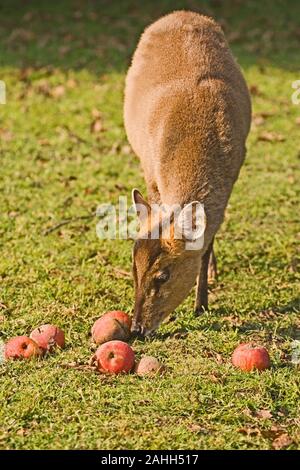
[134,356,164,376]
[91,311,131,345]
[94,340,135,374]
[232,343,270,371]
[30,324,65,352]
[5,336,42,360]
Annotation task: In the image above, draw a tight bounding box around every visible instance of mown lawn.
[0,0,299,450]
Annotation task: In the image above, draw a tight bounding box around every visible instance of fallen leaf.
[258,131,286,142]
[0,129,13,142]
[121,144,132,155]
[73,10,83,19]
[8,28,35,43]
[252,111,275,127]
[249,84,261,96]
[295,117,300,125]
[66,78,77,89]
[215,353,224,364]
[252,115,265,127]
[227,31,242,42]
[256,409,272,420]
[38,138,50,146]
[51,85,65,98]
[59,45,71,56]
[238,426,261,436]
[272,433,293,450]
[242,408,253,418]
[23,11,34,22]
[36,80,51,96]
[19,67,34,81]
[112,267,131,279]
[188,424,208,433]
[91,108,101,119]
[90,118,103,134]
[208,373,224,383]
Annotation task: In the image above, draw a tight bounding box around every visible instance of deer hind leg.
[194,239,214,315]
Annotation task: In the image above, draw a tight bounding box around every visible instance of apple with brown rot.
[94,340,135,374]
[232,343,270,371]
[5,336,42,360]
[30,324,65,353]
[91,311,132,345]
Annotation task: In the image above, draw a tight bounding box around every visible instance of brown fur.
[124,11,251,335]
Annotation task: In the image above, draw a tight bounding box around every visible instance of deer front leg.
[194,240,214,314]
[208,244,217,284]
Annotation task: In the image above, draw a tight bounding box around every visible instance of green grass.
[0,0,300,450]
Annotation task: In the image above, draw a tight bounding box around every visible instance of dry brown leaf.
[59,45,70,57]
[188,424,207,433]
[227,31,242,42]
[51,85,65,98]
[8,28,35,43]
[249,84,261,96]
[38,138,50,146]
[256,409,272,420]
[272,433,293,450]
[258,131,286,142]
[252,111,275,127]
[295,117,300,125]
[91,108,101,118]
[23,11,34,22]
[215,353,224,364]
[19,67,34,81]
[121,144,132,155]
[66,78,77,89]
[238,426,261,436]
[112,267,131,279]
[90,118,103,134]
[252,115,265,127]
[0,129,13,142]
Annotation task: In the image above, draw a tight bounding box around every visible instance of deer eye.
[155,268,170,284]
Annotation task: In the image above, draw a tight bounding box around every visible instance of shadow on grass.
[147,296,300,341]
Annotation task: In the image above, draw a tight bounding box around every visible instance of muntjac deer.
[124,11,251,336]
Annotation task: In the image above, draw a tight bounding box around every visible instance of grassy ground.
[0,0,299,450]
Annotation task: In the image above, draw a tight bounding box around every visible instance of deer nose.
[131,323,145,339]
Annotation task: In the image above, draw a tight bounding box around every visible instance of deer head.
[131,189,206,337]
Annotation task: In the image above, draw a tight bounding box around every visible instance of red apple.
[94,340,135,374]
[91,311,131,345]
[30,324,65,352]
[5,336,42,360]
[232,343,270,371]
[134,356,164,376]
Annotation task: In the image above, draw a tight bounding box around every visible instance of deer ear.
[175,201,206,250]
[132,189,151,223]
